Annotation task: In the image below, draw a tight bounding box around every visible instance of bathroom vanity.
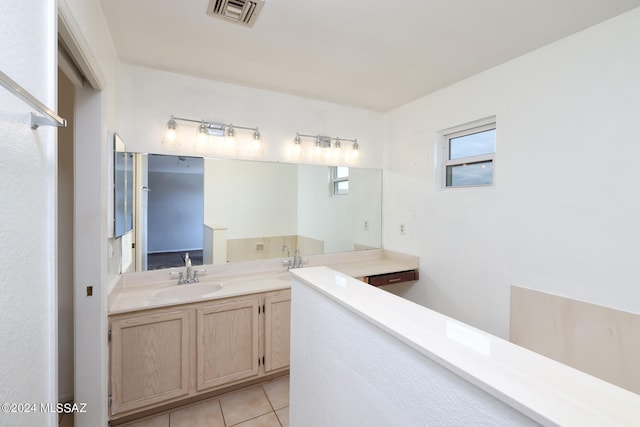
[108,249,418,421]
[109,289,290,417]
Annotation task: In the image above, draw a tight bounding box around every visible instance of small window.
[443,121,496,188]
[331,166,349,195]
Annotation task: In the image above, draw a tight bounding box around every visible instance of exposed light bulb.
[293,133,302,156]
[197,121,208,146]
[165,117,177,142]
[225,124,236,150]
[351,139,359,160]
[333,137,342,160]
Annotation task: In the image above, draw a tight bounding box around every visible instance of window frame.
[330,166,349,196]
[441,119,496,189]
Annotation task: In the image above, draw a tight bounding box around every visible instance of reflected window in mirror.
[331,166,349,195]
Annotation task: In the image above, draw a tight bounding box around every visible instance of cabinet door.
[110,310,190,416]
[196,296,260,391]
[264,290,291,372]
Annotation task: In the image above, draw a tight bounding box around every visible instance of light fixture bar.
[295,133,357,144]
[292,132,360,162]
[168,115,259,138]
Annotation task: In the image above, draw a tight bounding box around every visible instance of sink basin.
[153,283,224,300]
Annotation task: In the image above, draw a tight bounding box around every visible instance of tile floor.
[110,375,289,427]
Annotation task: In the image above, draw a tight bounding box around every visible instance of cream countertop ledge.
[289,266,640,426]
[109,249,418,315]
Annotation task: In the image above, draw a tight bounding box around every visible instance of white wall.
[0,0,57,426]
[116,64,384,169]
[383,8,640,338]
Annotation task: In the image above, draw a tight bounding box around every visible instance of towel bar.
[0,70,67,130]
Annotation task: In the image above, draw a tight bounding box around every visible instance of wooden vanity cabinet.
[109,289,291,419]
[264,290,291,373]
[196,296,261,391]
[109,309,191,416]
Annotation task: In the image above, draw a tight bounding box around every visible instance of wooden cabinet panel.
[196,296,261,391]
[110,310,190,415]
[264,290,291,373]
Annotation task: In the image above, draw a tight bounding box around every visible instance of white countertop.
[290,266,640,426]
[109,249,418,315]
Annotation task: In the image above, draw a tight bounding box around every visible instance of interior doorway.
[57,63,76,404]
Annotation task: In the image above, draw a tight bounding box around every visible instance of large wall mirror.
[131,153,382,272]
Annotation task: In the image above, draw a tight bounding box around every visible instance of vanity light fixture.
[293,132,360,162]
[165,115,260,152]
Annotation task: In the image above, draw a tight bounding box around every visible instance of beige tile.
[122,414,169,427]
[219,386,273,426]
[275,407,289,427]
[262,376,290,410]
[232,412,281,427]
[170,398,225,427]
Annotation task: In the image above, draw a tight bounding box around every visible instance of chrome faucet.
[293,249,302,269]
[170,252,205,284]
[185,252,192,282]
[282,245,304,269]
[282,245,292,270]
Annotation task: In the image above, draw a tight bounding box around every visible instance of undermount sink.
[153,282,224,300]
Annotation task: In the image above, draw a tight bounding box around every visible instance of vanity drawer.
[364,270,419,287]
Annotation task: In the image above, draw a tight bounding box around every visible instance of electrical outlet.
[400,223,406,234]
[364,220,369,230]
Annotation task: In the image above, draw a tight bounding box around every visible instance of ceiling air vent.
[207,0,265,28]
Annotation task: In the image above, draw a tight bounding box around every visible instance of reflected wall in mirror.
[145,155,204,270]
[133,154,382,271]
